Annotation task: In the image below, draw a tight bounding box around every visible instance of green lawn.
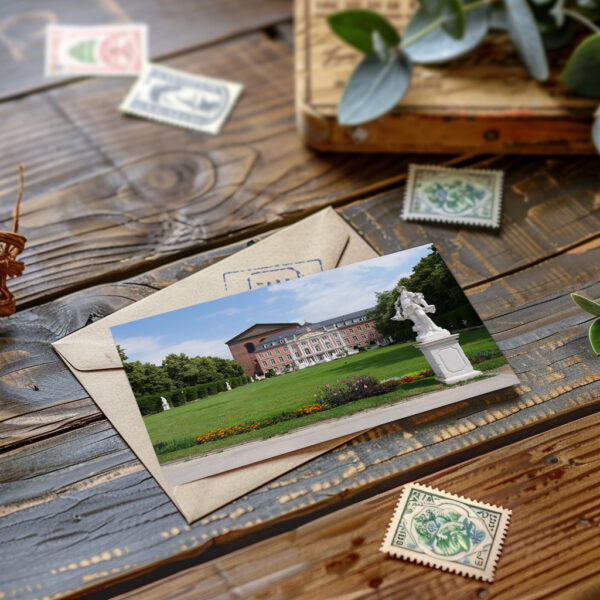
[145,328,505,463]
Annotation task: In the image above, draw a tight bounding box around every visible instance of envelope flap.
[51,207,379,523]
[54,336,122,372]
[53,207,353,373]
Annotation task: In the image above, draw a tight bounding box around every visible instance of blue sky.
[111,245,433,365]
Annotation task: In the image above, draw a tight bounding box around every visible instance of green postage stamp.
[402,164,504,228]
[380,483,511,582]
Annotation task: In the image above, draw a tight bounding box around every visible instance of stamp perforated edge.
[401,164,504,229]
[379,482,511,582]
[119,63,244,134]
[45,23,148,77]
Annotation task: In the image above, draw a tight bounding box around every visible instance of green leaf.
[589,318,600,354]
[404,3,488,64]
[327,10,400,54]
[338,51,412,126]
[504,0,549,81]
[572,293,600,316]
[418,0,466,38]
[592,114,600,153]
[561,33,600,97]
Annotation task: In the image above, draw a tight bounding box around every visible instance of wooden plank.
[339,155,600,290]
[295,0,597,154]
[0,233,264,449]
[0,0,292,100]
[2,31,433,309]
[107,409,600,600]
[2,22,597,309]
[0,221,597,599]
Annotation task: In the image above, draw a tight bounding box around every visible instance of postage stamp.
[46,24,147,76]
[120,64,244,134]
[380,483,511,582]
[402,164,504,228]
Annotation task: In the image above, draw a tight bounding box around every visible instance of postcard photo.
[110,244,519,487]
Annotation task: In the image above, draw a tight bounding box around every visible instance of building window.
[352,335,359,343]
[370,333,375,339]
[357,325,362,331]
[294,350,301,358]
[286,354,292,361]
[278,356,284,363]
[262,361,268,367]
[267,351,272,356]
[314,344,322,352]
[348,328,354,333]
[325,342,332,349]
[275,348,281,354]
[270,359,276,366]
[365,323,371,329]
[341,331,348,337]
[361,333,367,340]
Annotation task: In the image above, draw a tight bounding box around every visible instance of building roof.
[254,307,375,351]
[225,322,300,345]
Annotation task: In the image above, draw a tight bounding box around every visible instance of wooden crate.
[295,0,598,154]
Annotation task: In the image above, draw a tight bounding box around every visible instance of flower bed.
[194,371,436,446]
[195,402,329,444]
[467,349,503,364]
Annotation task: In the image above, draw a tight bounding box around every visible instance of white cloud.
[116,335,231,365]
[276,273,379,323]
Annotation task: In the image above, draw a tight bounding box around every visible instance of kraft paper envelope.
[53,208,378,523]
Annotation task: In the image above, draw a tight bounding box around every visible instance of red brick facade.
[226,309,388,376]
[226,323,300,376]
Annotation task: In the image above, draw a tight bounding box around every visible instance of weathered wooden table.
[0,2,598,599]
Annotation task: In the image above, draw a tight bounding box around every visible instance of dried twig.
[0,164,27,316]
[13,162,24,234]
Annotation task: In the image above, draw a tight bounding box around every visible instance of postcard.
[110,245,519,487]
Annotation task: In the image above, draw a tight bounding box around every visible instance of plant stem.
[563,8,600,32]
[400,0,493,49]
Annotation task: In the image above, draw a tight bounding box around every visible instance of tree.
[368,289,414,342]
[211,356,244,379]
[119,348,246,398]
[396,246,465,316]
[368,246,481,341]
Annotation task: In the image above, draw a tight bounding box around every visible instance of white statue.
[160,396,170,411]
[225,381,232,391]
[391,286,450,343]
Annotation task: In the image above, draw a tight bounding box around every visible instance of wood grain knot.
[325,552,360,574]
[126,151,215,204]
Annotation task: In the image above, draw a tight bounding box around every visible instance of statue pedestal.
[415,334,482,385]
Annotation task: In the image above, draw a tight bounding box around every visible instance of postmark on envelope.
[380,483,511,582]
[46,24,147,76]
[120,64,243,134]
[222,259,324,293]
[402,164,504,228]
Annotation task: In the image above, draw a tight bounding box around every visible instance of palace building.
[226,308,388,377]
